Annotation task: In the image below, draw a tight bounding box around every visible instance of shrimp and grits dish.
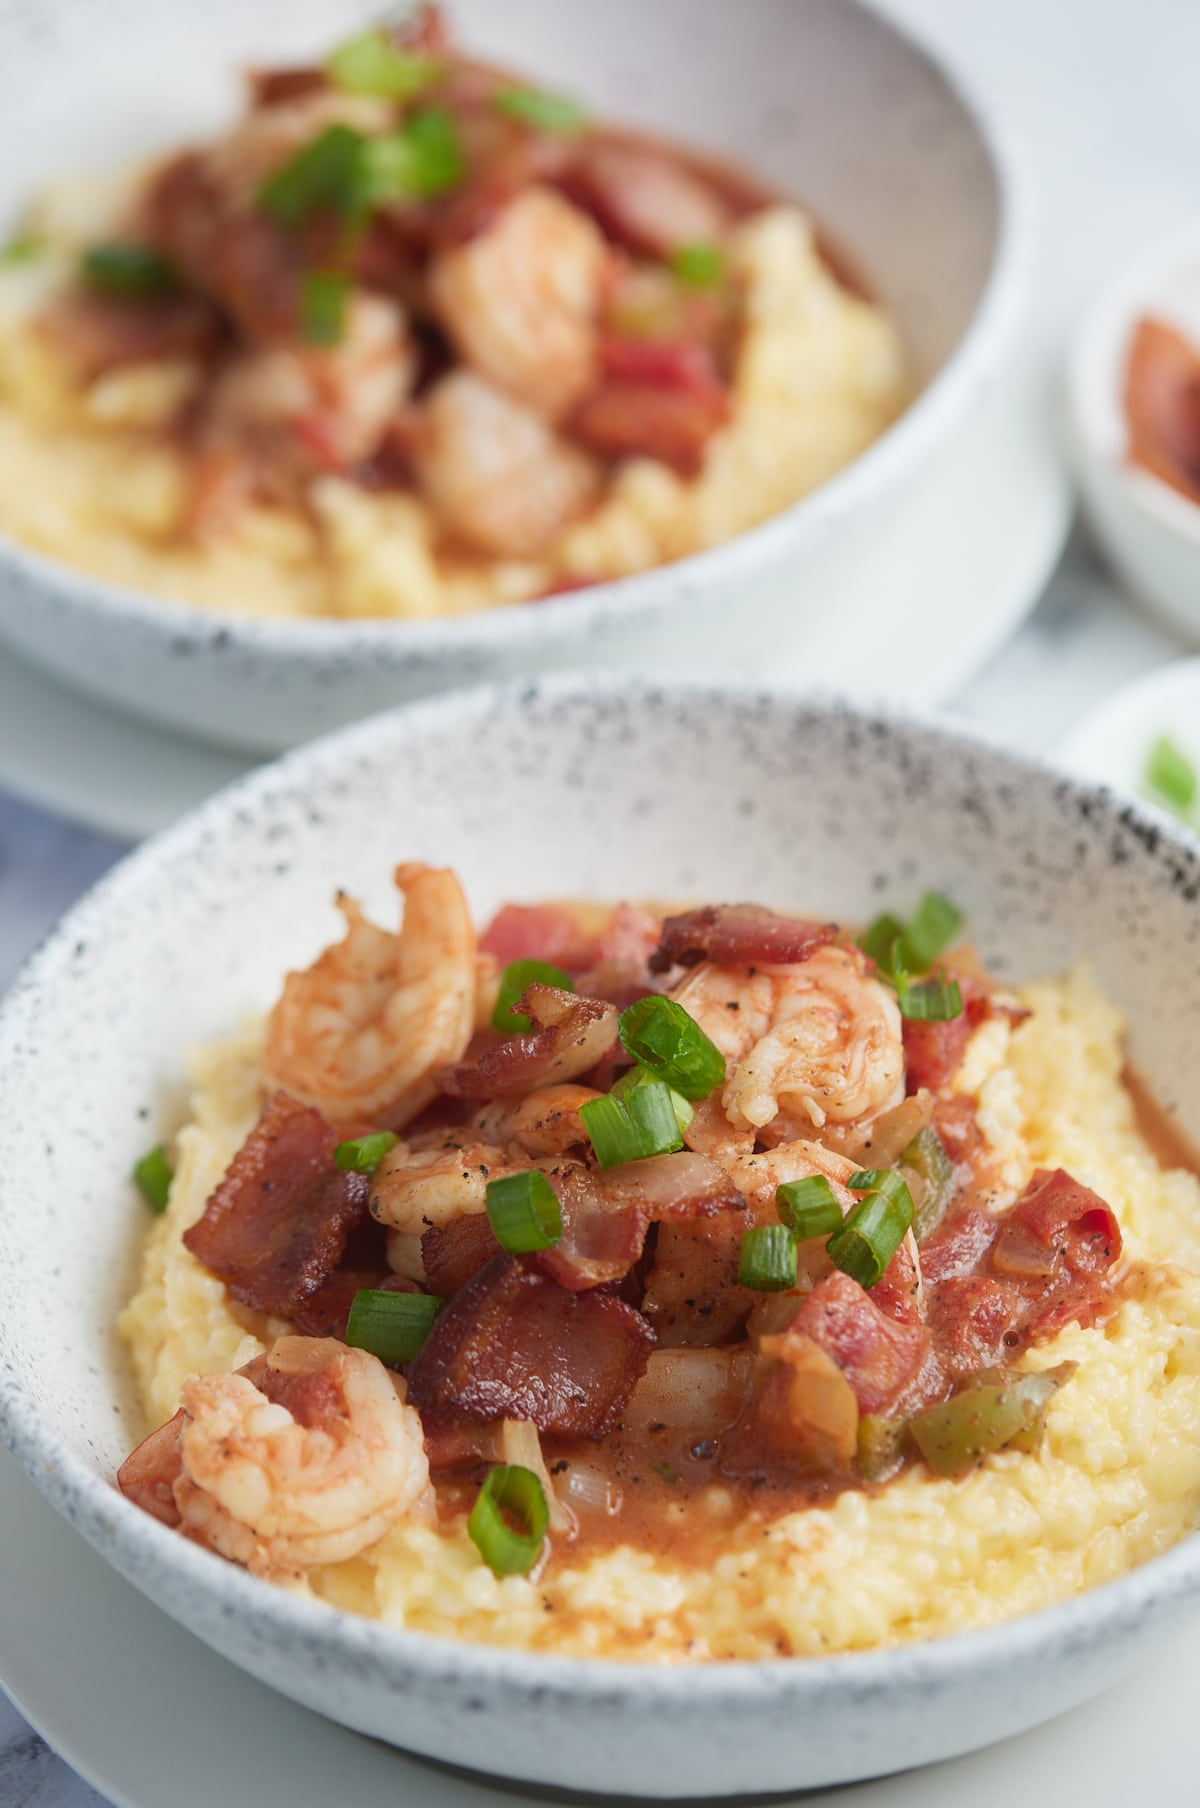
[116,867,1200,1662]
[0,5,907,622]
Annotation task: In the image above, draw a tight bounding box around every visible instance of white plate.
[0,355,1068,842]
[1059,658,1200,810]
[1,1439,1197,1808]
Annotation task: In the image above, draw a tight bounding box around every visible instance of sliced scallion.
[737,1223,799,1291]
[82,243,176,297]
[826,1168,914,1289]
[366,108,464,202]
[491,958,574,1034]
[327,29,442,100]
[468,1463,550,1576]
[335,1130,399,1175]
[670,242,725,288]
[259,124,373,228]
[610,1063,694,1135]
[579,1079,685,1168]
[1145,734,1198,821]
[902,892,965,970]
[1,230,40,265]
[345,1288,441,1364]
[618,995,725,1100]
[494,86,589,134]
[133,1145,173,1213]
[300,270,348,345]
[775,1174,843,1240]
[485,1170,563,1251]
[894,973,963,1022]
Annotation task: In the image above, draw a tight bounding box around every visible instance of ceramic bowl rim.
[1,671,1199,1715]
[0,0,1028,664]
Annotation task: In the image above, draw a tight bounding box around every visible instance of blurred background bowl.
[0,0,1023,753]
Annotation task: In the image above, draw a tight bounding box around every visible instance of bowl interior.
[0,0,1001,390]
[2,682,1200,1489]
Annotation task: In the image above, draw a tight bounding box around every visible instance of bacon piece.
[183,1092,370,1317]
[540,1150,746,1290]
[649,906,838,974]
[788,1271,930,1416]
[931,1093,984,1167]
[561,139,729,259]
[479,903,594,968]
[290,1269,419,1340]
[572,903,663,1010]
[919,1207,998,1283]
[422,1213,502,1298]
[869,1235,923,1326]
[38,291,222,383]
[571,368,729,475]
[992,1168,1121,1281]
[929,1275,1024,1380]
[642,1210,755,1345]
[1125,315,1200,505]
[440,984,618,1097]
[407,1254,654,1436]
[902,979,992,1094]
[420,1409,500,1469]
[247,66,328,108]
[117,1410,185,1527]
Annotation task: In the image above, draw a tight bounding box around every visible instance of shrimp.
[263,862,475,1127]
[369,1140,515,1235]
[415,370,600,558]
[429,186,607,419]
[672,943,904,1140]
[173,1337,432,1579]
[371,1086,600,1235]
[205,291,414,475]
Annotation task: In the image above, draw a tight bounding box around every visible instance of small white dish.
[0,356,1068,841]
[0,0,1025,753]
[1066,221,1200,643]
[4,677,1200,1797]
[1060,655,1200,818]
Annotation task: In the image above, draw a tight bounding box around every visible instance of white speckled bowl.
[3,679,1200,1797]
[0,0,1023,753]
[1066,222,1200,644]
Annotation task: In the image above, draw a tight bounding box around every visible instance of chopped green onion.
[826,1169,914,1289]
[862,892,964,981]
[491,958,574,1034]
[468,1463,550,1576]
[654,1460,680,1485]
[579,1079,685,1168]
[259,124,374,228]
[82,243,176,297]
[485,1170,563,1251]
[618,995,725,1101]
[895,973,963,1022]
[859,911,906,972]
[345,1287,442,1363]
[1145,734,1198,821]
[901,1126,954,1242]
[737,1224,799,1291]
[335,1130,399,1175]
[300,270,348,345]
[327,29,443,100]
[669,242,725,288]
[366,107,464,202]
[610,1063,694,1135]
[775,1174,843,1241]
[494,86,589,134]
[902,892,965,971]
[857,1413,909,1482]
[907,1364,1074,1478]
[1,230,40,265]
[133,1145,173,1213]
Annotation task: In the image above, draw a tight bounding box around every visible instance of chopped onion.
[500,1419,575,1535]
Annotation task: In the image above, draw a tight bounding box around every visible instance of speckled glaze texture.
[0,0,1023,753]
[5,680,1200,1798]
